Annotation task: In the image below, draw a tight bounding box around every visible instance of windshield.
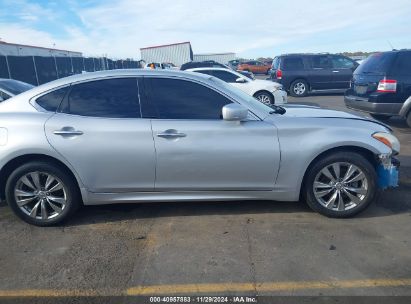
[355,52,396,75]
[0,79,34,95]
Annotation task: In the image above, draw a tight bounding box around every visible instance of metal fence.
[0,55,142,86]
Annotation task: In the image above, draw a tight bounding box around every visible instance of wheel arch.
[0,154,83,202]
[253,90,274,101]
[299,145,378,201]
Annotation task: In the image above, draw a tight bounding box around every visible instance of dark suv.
[270,54,358,97]
[345,50,411,127]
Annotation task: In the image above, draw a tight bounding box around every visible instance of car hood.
[253,79,282,89]
[273,104,392,130]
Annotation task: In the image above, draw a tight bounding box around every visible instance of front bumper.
[377,156,400,190]
[273,89,288,105]
[345,95,402,115]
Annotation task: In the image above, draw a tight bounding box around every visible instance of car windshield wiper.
[269,105,286,115]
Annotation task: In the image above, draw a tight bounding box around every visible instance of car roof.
[186,67,235,72]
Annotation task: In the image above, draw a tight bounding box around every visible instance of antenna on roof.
[387,40,395,51]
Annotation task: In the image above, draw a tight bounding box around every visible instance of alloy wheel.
[256,94,272,105]
[293,82,306,95]
[313,162,369,211]
[14,171,67,220]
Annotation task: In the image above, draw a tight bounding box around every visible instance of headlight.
[372,132,400,154]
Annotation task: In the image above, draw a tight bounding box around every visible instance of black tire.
[290,79,309,97]
[370,114,391,121]
[6,161,81,226]
[303,152,378,218]
[254,91,274,105]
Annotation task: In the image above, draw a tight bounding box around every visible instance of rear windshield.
[0,79,34,95]
[355,52,396,75]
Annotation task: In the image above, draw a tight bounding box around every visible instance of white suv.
[186,67,287,105]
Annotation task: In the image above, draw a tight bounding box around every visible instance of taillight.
[377,79,397,93]
[276,69,282,79]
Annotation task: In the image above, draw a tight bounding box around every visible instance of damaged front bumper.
[377,154,400,190]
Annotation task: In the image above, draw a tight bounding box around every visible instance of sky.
[0,0,410,60]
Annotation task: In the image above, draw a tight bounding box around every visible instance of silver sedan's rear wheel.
[14,172,67,220]
[6,161,80,226]
[304,152,377,218]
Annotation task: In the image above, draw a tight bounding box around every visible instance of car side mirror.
[222,104,248,121]
[235,77,246,83]
[0,96,4,102]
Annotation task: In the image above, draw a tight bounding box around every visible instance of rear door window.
[392,52,411,76]
[312,56,332,69]
[61,78,141,118]
[282,57,304,71]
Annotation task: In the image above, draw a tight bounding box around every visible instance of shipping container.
[140,42,193,67]
[193,53,236,65]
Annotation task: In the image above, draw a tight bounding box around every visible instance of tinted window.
[63,78,140,118]
[392,52,411,75]
[0,90,11,101]
[282,57,304,71]
[211,70,239,83]
[36,86,69,112]
[146,78,232,119]
[0,79,34,95]
[312,56,331,68]
[355,52,397,75]
[331,56,354,69]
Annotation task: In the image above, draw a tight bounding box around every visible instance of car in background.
[187,67,286,105]
[228,59,242,69]
[270,54,359,97]
[144,62,162,69]
[162,62,178,70]
[180,60,227,70]
[345,49,411,127]
[181,60,255,80]
[0,69,400,225]
[0,78,34,102]
[144,62,178,70]
[237,60,271,75]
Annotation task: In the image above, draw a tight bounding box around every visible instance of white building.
[140,42,193,67]
[193,53,236,65]
[0,41,82,57]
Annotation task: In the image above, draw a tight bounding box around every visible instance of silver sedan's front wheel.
[6,161,80,226]
[254,91,274,105]
[313,162,368,212]
[304,152,377,218]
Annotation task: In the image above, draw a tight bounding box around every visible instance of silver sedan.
[0,70,400,226]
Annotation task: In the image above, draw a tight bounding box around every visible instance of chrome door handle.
[332,70,340,73]
[157,130,186,139]
[53,130,84,136]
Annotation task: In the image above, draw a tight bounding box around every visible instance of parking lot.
[0,93,410,300]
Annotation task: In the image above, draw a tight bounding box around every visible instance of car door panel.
[152,120,279,190]
[44,77,156,193]
[142,76,280,191]
[45,115,155,192]
[308,56,334,90]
